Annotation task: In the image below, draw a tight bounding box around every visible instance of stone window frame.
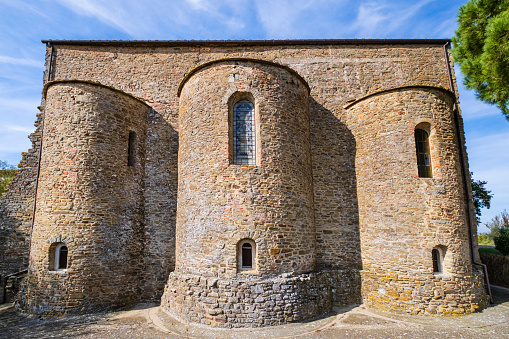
[228,92,261,167]
[237,238,257,272]
[431,246,447,275]
[414,122,434,178]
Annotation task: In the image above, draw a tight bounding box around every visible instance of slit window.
[415,129,432,178]
[432,248,441,274]
[233,100,255,165]
[128,131,136,166]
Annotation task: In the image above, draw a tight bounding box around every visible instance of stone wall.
[174,60,314,278]
[18,82,151,315]
[3,41,485,322]
[0,109,41,277]
[346,88,487,314]
[161,269,361,328]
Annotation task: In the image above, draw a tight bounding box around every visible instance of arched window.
[55,244,68,270]
[233,100,255,165]
[415,129,432,178]
[127,131,136,166]
[49,242,68,271]
[238,239,256,271]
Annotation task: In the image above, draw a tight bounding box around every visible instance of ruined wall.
[19,82,151,315]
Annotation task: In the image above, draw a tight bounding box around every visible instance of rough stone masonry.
[0,39,488,327]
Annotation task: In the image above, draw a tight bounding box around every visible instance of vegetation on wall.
[452,0,509,120]
[0,160,17,196]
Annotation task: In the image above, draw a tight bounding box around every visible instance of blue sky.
[0,0,507,232]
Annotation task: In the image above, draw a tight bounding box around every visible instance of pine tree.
[452,0,509,119]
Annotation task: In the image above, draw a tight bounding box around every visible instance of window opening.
[128,131,136,166]
[415,129,432,178]
[233,100,255,165]
[432,248,441,273]
[52,243,68,271]
[58,246,68,270]
[242,243,253,268]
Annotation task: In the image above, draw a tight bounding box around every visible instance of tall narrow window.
[127,131,136,166]
[431,248,442,273]
[58,245,68,270]
[242,243,253,268]
[238,239,256,271]
[415,129,432,178]
[233,100,255,165]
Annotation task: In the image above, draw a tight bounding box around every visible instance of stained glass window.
[233,100,255,165]
[415,129,432,178]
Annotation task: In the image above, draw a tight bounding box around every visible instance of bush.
[494,228,509,255]
[478,233,494,245]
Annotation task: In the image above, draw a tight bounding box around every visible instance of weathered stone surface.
[0,40,487,325]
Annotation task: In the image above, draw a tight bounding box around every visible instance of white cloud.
[350,0,435,37]
[5,125,35,134]
[254,0,327,38]
[0,55,43,68]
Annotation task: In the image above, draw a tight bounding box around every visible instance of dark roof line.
[41,38,450,46]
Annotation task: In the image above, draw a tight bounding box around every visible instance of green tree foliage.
[485,209,509,240]
[0,160,17,196]
[495,227,509,255]
[452,0,509,119]
[471,172,493,224]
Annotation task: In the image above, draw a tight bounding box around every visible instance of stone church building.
[0,39,489,327]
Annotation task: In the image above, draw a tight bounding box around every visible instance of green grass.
[479,247,500,254]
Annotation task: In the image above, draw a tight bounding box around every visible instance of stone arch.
[177,57,310,97]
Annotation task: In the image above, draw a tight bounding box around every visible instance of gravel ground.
[1,285,508,339]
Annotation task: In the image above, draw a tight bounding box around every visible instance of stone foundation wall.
[162,269,361,328]
[361,268,488,315]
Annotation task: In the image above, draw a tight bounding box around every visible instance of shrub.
[494,227,509,255]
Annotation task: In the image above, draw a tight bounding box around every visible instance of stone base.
[161,269,361,328]
[360,268,489,315]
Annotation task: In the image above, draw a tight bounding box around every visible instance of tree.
[471,172,493,224]
[452,0,509,120]
[485,209,509,240]
[494,227,509,255]
[0,160,16,196]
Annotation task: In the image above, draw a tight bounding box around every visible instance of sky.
[0,0,507,232]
